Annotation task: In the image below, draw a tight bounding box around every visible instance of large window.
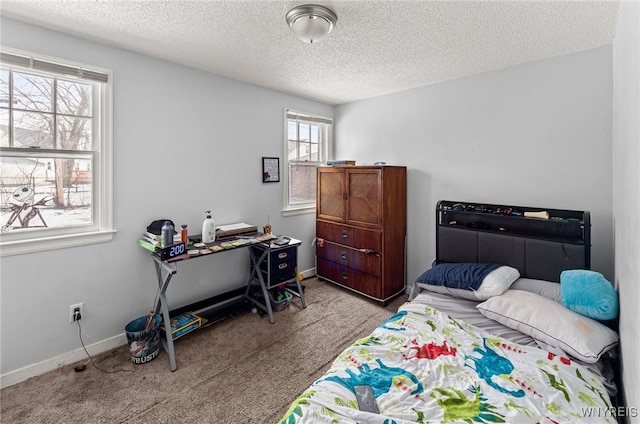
[0,49,113,255]
[284,109,332,212]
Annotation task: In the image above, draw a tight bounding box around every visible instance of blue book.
[160,312,202,340]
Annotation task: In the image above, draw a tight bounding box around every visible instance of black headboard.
[435,200,591,283]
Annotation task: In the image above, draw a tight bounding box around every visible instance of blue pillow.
[560,270,619,321]
[415,263,520,301]
[416,262,501,290]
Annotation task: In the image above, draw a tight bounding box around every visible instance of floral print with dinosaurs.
[280,297,615,423]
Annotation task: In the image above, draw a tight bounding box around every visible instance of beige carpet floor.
[1,278,408,423]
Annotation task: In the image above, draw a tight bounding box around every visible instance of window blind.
[0,51,109,83]
[286,111,333,125]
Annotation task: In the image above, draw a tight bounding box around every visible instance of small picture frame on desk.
[262,157,280,183]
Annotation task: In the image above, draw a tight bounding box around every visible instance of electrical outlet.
[69,303,84,322]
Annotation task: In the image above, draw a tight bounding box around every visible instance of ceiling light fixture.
[286,4,338,44]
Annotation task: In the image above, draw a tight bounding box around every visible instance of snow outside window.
[0,49,114,256]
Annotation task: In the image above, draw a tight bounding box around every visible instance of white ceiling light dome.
[286,4,338,44]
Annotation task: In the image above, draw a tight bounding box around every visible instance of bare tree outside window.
[1,67,95,232]
[0,50,112,254]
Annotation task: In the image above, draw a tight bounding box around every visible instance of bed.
[281,201,620,424]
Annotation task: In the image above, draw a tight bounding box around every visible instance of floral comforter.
[280,300,615,423]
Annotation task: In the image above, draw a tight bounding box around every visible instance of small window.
[284,109,332,212]
[0,49,113,255]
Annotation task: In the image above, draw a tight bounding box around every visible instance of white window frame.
[283,108,332,215]
[0,48,114,256]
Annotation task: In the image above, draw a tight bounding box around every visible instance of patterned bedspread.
[280,300,615,423]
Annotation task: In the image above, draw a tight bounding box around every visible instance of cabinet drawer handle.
[278,263,288,270]
[341,272,348,280]
[340,251,347,260]
[341,230,348,238]
[278,252,288,259]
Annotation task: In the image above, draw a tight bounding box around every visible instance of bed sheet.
[410,291,539,347]
[411,291,618,398]
[280,297,616,424]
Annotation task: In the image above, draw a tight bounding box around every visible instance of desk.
[147,234,306,372]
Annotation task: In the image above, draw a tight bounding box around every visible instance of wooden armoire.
[315,165,407,304]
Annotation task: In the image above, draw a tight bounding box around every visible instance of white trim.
[0,270,324,389]
[282,108,333,213]
[0,46,111,82]
[0,47,115,253]
[285,111,333,124]
[300,267,316,280]
[98,69,114,231]
[281,205,315,216]
[0,51,109,83]
[282,109,292,212]
[0,333,127,389]
[0,269,320,389]
[0,229,117,256]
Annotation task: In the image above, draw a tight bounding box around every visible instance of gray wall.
[0,17,331,376]
[1,15,631,400]
[613,0,640,415]
[335,46,614,287]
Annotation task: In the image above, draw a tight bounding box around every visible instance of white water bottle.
[202,211,216,243]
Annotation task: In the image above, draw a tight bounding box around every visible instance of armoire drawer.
[316,240,381,277]
[317,258,381,299]
[316,220,381,251]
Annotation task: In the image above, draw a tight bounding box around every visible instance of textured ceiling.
[0,0,620,105]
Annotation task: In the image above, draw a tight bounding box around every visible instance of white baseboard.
[301,267,316,280]
[1,267,318,390]
[0,333,127,389]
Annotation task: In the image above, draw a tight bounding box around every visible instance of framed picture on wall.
[262,157,280,183]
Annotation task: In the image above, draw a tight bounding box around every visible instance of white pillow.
[420,265,520,301]
[510,278,561,302]
[476,290,619,363]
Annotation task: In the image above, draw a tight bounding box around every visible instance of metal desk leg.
[244,248,276,324]
[283,277,307,309]
[294,278,307,309]
[152,256,178,371]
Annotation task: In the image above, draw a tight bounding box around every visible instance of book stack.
[215,222,258,240]
[327,160,356,166]
[137,231,181,252]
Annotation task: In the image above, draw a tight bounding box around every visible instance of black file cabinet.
[245,237,307,324]
[250,243,298,287]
